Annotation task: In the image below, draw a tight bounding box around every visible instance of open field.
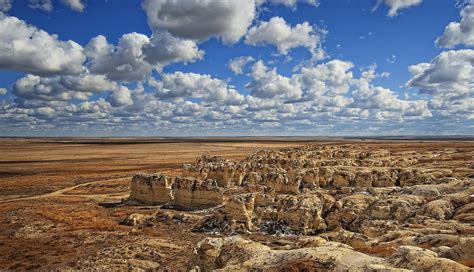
[0,138,473,270]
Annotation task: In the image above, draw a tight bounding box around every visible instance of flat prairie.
[0,138,472,270]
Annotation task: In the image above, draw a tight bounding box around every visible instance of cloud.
[85,32,203,81]
[228,56,255,75]
[435,4,474,48]
[373,0,422,17]
[405,49,473,119]
[0,14,204,85]
[13,73,117,101]
[246,60,301,100]
[296,60,354,98]
[60,0,85,12]
[245,59,431,121]
[142,0,256,44]
[108,86,133,107]
[0,61,455,135]
[0,14,85,75]
[85,33,153,82]
[256,0,319,8]
[345,65,431,120]
[245,17,325,58]
[0,0,12,12]
[5,0,86,12]
[429,97,474,120]
[142,32,204,68]
[247,59,354,102]
[28,0,53,12]
[0,87,7,95]
[352,85,430,117]
[150,72,245,105]
[405,49,473,97]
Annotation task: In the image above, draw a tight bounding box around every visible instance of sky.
[0,0,472,136]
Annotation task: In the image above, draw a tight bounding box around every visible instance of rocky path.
[0,177,130,204]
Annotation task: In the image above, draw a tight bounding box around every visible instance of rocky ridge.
[128,144,474,271]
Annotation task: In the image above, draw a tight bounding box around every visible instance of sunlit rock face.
[130,174,224,210]
[129,173,173,204]
[171,177,224,210]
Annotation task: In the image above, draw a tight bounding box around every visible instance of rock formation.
[129,174,173,204]
[188,236,472,271]
[127,144,474,270]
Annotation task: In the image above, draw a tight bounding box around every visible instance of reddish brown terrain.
[0,138,472,270]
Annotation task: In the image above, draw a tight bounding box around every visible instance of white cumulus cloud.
[150,72,245,105]
[406,49,474,97]
[245,16,325,59]
[256,0,319,8]
[142,32,204,69]
[436,4,474,48]
[228,56,255,75]
[0,14,85,75]
[13,73,117,101]
[405,49,473,119]
[85,33,153,82]
[142,0,256,44]
[85,32,203,81]
[246,60,301,100]
[108,86,133,107]
[374,0,422,17]
[60,0,85,12]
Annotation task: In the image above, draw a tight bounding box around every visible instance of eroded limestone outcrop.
[189,236,388,271]
[127,144,474,270]
[172,177,224,210]
[129,174,223,210]
[387,246,471,271]
[189,236,472,271]
[129,174,173,204]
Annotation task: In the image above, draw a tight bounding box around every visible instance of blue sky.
[0,0,472,136]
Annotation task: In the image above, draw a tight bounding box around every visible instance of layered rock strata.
[127,144,474,270]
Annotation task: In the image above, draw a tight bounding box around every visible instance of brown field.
[0,138,472,270]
